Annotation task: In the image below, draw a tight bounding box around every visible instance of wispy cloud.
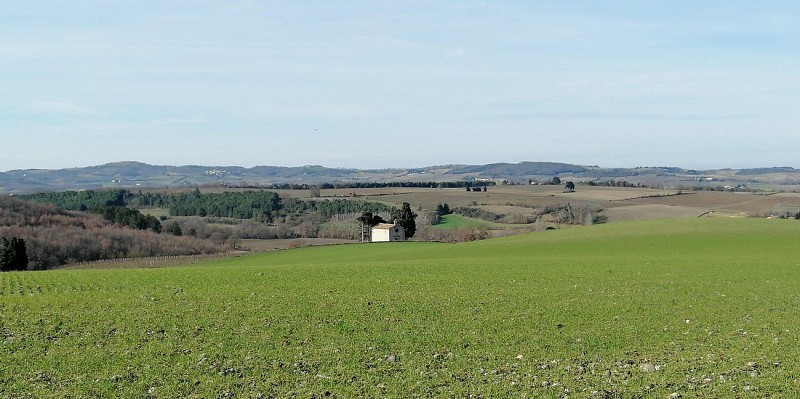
[0,1,798,170]
[465,111,763,122]
[239,104,378,119]
[28,101,100,116]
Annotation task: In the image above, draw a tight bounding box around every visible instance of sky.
[1,1,798,171]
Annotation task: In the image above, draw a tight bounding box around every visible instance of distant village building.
[371,221,405,242]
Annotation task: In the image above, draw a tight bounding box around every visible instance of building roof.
[372,223,400,230]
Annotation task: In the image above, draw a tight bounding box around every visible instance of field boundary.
[60,253,240,270]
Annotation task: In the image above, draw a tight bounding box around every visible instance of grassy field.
[431,214,492,229]
[3,218,800,397]
[138,207,171,219]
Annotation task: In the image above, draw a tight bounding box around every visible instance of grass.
[2,218,800,397]
[137,207,171,218]
[431,213,492,229]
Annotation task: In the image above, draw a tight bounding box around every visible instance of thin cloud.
[239,104,378,119]
[465,111,763,122]
[28,101,100,116]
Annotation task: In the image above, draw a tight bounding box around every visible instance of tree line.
[22,189,132,211]
[161,190,281,221]
[137,190,392,222]
[21,190,160,231]
[268,181,496,190]
[23,188,392,223]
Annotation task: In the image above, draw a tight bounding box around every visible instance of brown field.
[622,191,800,215]
[315,185,674,209]
[325,186,800,224]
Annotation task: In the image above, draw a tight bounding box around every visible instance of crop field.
[624,192,800,216]
[238,238,357,252]
[3,218,800,397]
[599,204,708,222]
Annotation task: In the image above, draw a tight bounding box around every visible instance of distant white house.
[371,221,405,242]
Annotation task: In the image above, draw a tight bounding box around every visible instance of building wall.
[389,227,404,241]
[371,225,405,242]
[371,228,390,242]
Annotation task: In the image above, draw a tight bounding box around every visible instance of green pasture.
[137,207,171,219]
[2,218,800,397]
[432,214,492,229]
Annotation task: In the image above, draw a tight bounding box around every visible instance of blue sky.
[1,1,798,171]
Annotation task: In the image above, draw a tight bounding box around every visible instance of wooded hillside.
[0,197,225,270]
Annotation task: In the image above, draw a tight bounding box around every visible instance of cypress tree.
[1,237,28,271]
[391,202,417,239]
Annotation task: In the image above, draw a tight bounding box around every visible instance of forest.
[0,196,224,269]
[23,189,392,223]
[9,189,397,268]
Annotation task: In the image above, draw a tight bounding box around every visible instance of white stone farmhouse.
[371,221,405,242]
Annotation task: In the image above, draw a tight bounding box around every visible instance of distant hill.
[447,162,589,176]
[1,161,798,193]
[0,162,366,193]
[735,167,797,176]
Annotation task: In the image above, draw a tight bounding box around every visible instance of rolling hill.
[1,161,799,194]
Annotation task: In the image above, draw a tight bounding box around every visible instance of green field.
[2,218,800,397]
[432,214,492,229]
[137,207,171,219]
